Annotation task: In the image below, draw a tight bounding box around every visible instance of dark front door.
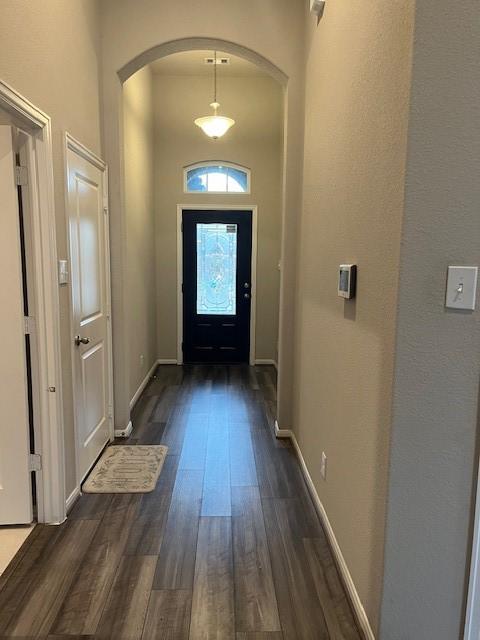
[182,209,253,363]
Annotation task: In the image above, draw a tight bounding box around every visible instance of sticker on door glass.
[197,223,237,315]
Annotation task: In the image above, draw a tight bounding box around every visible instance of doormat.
[82,445,168,493]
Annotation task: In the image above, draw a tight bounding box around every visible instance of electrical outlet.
[140,354,145,368]
[321,451,327,480]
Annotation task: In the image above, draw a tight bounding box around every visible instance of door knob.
[74,335,90,346]
[244,293,250,299]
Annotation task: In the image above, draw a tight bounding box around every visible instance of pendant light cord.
[213,50,217,103]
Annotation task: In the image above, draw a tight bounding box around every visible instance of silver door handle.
[74,335,90,346]
[244,293,250,299]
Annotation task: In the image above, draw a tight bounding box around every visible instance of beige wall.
[123,67,157,400]
[153,74,283,361]
[380,2,480,638]
[0,0,102,498]
[294,2,415,632]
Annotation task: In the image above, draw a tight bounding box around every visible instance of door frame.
[176,204,258,365]
[0,79,65,524]
[64,132,114,492]
[464,458,480,639]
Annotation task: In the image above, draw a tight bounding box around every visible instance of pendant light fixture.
[194,51,235,139]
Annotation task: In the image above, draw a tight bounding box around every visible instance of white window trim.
[183,161,251,195]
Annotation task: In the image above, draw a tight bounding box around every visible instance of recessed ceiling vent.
[205,57,230,65]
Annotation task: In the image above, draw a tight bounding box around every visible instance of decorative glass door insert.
[196,223,237,315]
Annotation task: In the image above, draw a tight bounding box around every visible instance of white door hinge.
[29,453,42,472]
[15,165,28,186]
[24,316,35,335]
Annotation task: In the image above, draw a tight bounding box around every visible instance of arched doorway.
[103,36,299,438]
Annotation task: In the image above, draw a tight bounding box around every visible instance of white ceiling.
[149,50,269,78]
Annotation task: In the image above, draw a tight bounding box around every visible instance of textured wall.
[295,2,415,632]
[123,67,158,400]
[153,74,283,361]
[0,0,102,498]
[380,2,480,638]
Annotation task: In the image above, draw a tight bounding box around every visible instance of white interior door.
[66,143,112,483]
[0,126,33,524]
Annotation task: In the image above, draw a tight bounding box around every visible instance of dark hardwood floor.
[0,364,362,639]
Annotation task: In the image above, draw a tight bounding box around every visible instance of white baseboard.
[114,420,133,439]
[129,358,178,412]
[66,486,81,514]
[129,360,159,410]
[255,358,278,369]
[274,419,292,438]
[277,425,375,640]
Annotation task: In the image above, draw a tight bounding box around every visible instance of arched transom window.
[184,162,250,194]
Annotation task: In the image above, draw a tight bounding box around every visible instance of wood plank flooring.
[0,364,362,639]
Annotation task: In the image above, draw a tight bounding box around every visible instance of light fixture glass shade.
[194,102,235,139]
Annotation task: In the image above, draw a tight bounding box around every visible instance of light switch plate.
[446,266,478,310]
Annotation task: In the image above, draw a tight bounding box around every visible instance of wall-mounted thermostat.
[338,264,357,299]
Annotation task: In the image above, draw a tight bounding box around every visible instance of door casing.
[0,125,33,525]
[0,79,65,524]
[64,133,114,494]
[176,204,258,365]
[464,461,480,639]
